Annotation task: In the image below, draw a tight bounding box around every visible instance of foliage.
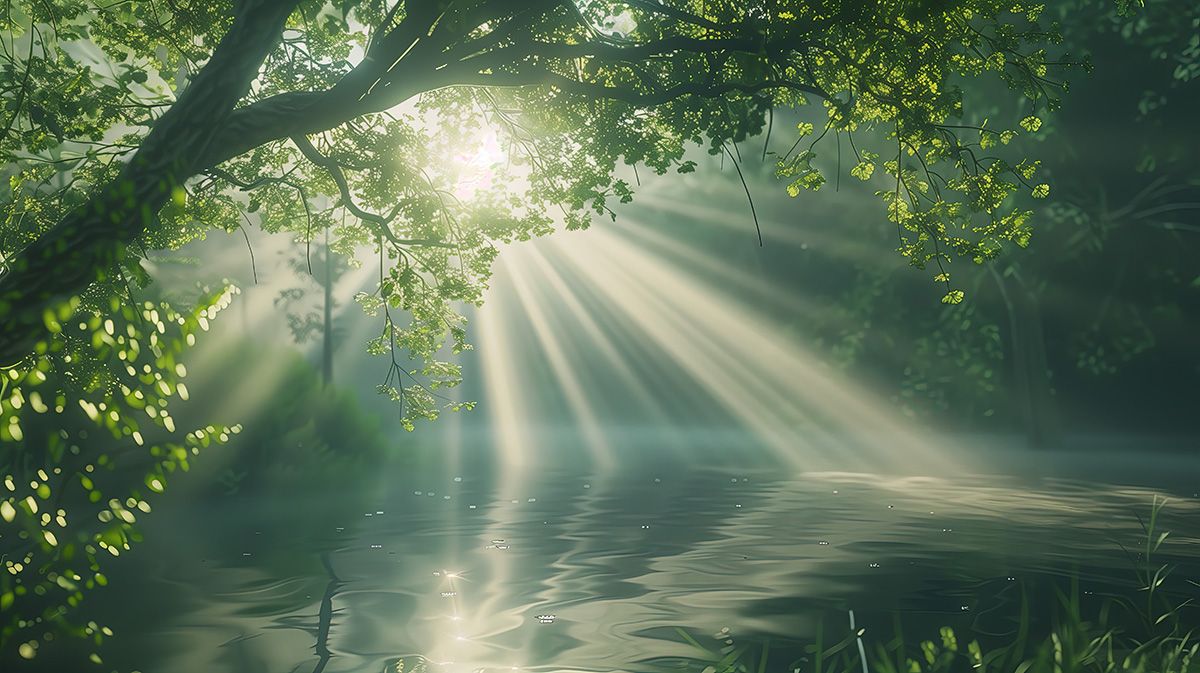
[201,344,396,497]
[746,0,1200,436]
[1038,2,1199,383]
[895,302,1004,421]
[1051,0,1200,126]
[0,0,1092,427]
[0,286,239,664]
[777,259,1007,427]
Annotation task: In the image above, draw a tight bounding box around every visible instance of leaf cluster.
[0,286,239,663]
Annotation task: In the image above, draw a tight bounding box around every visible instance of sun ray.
[499,251,618,472]
[528,227,964,475]
[543,234,827,470]
[520,244,667,418]
[476,262,539,472]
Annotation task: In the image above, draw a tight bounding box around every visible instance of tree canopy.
[0,0,1086,423]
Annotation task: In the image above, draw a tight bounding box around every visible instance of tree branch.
[440,64,824,106]
[291,134,454,250]
[199,9,826,173]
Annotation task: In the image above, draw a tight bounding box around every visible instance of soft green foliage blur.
[200,345,394,496]
[786,0,1200,434]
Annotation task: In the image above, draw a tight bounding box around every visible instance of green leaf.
[1016,159,1041,179]
[1019,116,1042,132]
[942,290,965,304]
[788,171,826,194]
[1031,184,1049,198]
[851,161,875,180]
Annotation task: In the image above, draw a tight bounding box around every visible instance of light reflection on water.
[92,457,1200,673]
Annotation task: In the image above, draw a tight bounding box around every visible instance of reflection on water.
[67,450,1200,673]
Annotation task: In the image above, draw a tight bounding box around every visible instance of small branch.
[722,144,762,247]
[297,184,313,275]
[1131,203,1200,222]
[235,206,259,284]
[204,165,300,191]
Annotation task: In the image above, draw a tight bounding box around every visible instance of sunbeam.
[499,254,618,473]
[473,225,969,476]
[521,243,678,432]
[476,277,539,478]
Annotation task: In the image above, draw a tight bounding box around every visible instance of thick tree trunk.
[0,0,452,367]
[0,0,300,366]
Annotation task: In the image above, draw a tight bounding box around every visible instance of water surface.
[69,444,1200,673]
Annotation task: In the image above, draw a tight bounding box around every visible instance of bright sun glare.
[452,133,505,200]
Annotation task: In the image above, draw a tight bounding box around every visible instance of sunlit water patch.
[50,457,1200,673]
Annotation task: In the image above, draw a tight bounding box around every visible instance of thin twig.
[722,143,762,247]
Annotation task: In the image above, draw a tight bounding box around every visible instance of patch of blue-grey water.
[68,453,1200,673]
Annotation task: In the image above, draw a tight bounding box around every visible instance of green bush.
[195,345,398,497]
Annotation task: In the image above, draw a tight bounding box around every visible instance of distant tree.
[954,0,1200,443]
[195,344,395,496]
[275,228,350,388]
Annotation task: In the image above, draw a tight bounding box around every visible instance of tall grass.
[665,497,1197,673]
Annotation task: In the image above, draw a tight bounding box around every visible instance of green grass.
[665,496,1198,673]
